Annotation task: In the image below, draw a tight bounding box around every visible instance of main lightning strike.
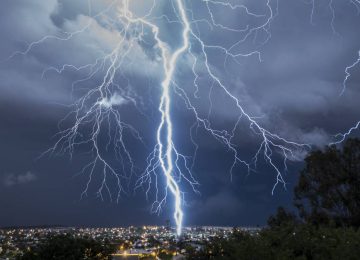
[126,0,191,236]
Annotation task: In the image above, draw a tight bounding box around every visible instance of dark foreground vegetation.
[14,138,360,259]
[186,138,360,259]
[187,225,360,259]
[18,235,115,260]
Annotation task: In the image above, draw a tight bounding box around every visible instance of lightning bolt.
[332,50,360,144]
[137,0,191,236]
[306,1,360,145]
[332,121,360,145]
[340,50,360,96]
[136,0,308,235]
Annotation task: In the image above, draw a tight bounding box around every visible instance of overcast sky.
[0,0,359,228]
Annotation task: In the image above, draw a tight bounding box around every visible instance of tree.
[261,224,360,260]
[185,226,360,260]
[294,138,360,227]
[19,234,115,260]
[267,207,297,228]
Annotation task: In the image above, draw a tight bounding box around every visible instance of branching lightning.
[308,1,360,144]
[332,50,360,144]
[6,0,359,235]
[340,50,360,97]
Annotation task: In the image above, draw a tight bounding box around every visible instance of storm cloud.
[0,0,359,228]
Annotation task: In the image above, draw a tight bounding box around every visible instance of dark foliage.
[17,139,360,260]
[18,234,115,260]
[186,139,360,259]
[185,226,360,260]
[267,207,298,228]
[294,138,360,227]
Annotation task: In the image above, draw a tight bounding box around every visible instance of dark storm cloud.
[0,0,359,228]
[189,0,360,144]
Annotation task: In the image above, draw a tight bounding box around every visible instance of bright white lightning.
[142,0,191,236]
[138,0,308,236]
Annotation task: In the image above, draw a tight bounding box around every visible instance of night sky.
[0,0,359,228]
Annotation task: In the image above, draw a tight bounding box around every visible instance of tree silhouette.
[267,207,297,228]
[294,138,360,227]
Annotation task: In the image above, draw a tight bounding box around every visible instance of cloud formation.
[3,172,37,187]
[98,93,128,108]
